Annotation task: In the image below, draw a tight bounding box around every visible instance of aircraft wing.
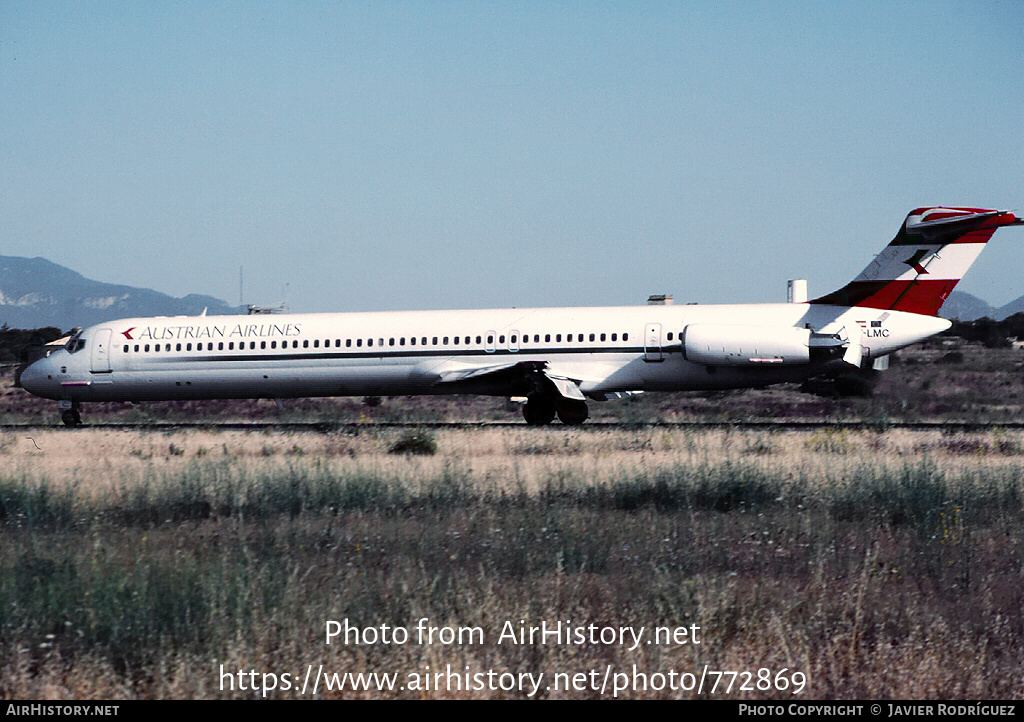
[430,359,588,401]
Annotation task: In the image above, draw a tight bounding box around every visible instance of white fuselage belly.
[21,303,949,403]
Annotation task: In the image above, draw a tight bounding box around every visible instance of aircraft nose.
[18,357,58,399]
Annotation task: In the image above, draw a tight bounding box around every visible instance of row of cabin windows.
[358,332,631,347]
[121,331,634,355]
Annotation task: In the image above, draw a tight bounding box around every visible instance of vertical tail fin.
[811,207,1022,316]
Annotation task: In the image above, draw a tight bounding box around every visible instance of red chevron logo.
[903,249,930,275]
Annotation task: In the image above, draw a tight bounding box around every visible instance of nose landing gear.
[59,401,82,427]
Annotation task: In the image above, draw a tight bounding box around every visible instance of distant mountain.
[0,256,245,330]
[940,290,1024,322]
[992,294,1024,321]
[939,291,997,321]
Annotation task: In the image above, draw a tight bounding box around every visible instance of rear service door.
[644,323,663,362]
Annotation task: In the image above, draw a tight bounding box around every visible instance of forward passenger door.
[91,328,112,373]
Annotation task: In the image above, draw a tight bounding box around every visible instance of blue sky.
[2,1,1022,312]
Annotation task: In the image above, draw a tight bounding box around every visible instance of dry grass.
[3,426,1022,496]
[2,425,1023,699]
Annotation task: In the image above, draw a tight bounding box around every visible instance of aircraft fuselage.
[18,302,948,406]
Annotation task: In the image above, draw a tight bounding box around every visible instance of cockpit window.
[65,330,86,354]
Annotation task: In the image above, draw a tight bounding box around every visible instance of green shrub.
[388,429,438,455]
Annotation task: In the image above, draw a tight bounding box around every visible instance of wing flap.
[546,373,587,401]
[430,359,587,401]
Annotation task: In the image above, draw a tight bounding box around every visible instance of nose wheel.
[59,402,82,427]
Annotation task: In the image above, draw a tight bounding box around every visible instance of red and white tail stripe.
[811,207,1022,316]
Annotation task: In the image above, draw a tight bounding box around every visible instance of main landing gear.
[522,397,589,426]
[523,397,556,425]
[59,401,82,427]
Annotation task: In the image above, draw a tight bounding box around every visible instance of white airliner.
[18,207,1023,426]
